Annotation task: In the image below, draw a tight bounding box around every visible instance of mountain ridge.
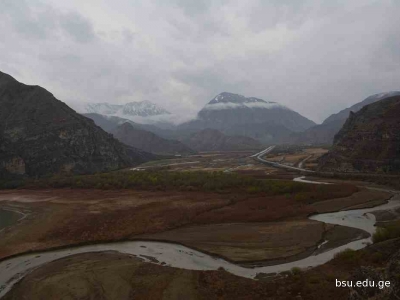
[318,96,400,173]
[287,91,400,145]
[0,71,154,178]
[111,123,195,156]
[178,92,315,143]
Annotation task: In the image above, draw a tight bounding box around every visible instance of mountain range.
[111,123,195,156]
[82,90,400,150]
[1,68,399,176]
[0,71,154,179]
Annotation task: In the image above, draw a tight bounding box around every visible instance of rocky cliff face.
[111,123,195,155]
[0,71,153,178]
[318,96,400,173]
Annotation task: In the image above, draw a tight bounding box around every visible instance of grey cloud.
[1,0,57,40]
[173,0,211,16]
[1,0,400,124]
[59,12,96,43]
[0,0,96,43]
[122,29,136,43]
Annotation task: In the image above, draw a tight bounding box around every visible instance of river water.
[0,183,399,298]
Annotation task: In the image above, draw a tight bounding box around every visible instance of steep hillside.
[82,113,125,132]
[318,96,400,173]
[290,92,400,145]
[111,123,195,155]
[182,129,263,152]
[0,71,153,178]
[323,91,400,125]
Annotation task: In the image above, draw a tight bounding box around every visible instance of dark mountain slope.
[0,71,153,178]
[323,91,400,125]
[179,92,315,143]
[318,96,400,173]
[288,92,400,145]
[111,123,195,155]
[182,129,263,152]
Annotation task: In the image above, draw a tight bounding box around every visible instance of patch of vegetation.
[316,172,400,190]
[20,171,311,194]
[334,248,359,260]
[1,170,357,201]
[332,248,367,270]
[373,221,400,243]
[291,267,302,275]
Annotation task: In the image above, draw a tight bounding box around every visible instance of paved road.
[254,146,315,174]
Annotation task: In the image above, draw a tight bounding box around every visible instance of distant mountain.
[83,113,127,132]
[179,92,315,143]
[287,121,340,145]
[0,71,154,178]
[83,101,170,118]
[288,91,400,145]
[111,123,196,156]
[83,113,179,140]
[182,129,263,152]
[318,96,400,173]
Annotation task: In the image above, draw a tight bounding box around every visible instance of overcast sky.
[1,0,399,123]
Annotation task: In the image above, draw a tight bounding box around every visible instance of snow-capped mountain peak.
[84,103,121,115]
[122,101,170,117]
[205,92,287,110]
[83,101,170,118]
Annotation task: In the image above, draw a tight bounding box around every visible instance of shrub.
[333,248,363,267]
[373,227,391,243]
[373,222,400,243]
[291,267,302,275]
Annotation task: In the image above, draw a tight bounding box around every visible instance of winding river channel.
[0,179,399,297]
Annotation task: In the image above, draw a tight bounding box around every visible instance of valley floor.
[0,149,399,299]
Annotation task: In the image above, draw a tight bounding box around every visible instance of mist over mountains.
[82,90,400,149]
[82,92,316,145]
[83,101,170,118]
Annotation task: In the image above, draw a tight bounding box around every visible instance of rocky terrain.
[290,92,400,145]
[0,71,153,179]
[319,96,400,173]
[182,128,263,152]
[112,123,195,155]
